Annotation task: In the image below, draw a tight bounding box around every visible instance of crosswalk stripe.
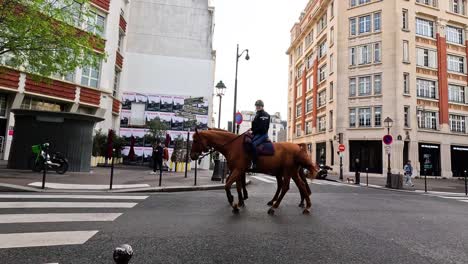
[438,196,468,200]
[28,182,150,190]
[0,202,137,208]
[251,176,275,183]
[0,213,122,224]
[0,194,148,200]
[0,231,98,249]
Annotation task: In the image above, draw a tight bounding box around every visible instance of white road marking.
[27,182,150,190]
[438,196,468,200]
[0,213,122,224]
[0,231,98,249]
[251,176,275,183]
[0,194,148,200]
[0,202,137,208]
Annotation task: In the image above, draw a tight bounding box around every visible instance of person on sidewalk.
[354,158,361,184]
[163,144,169,172]
[151,140,163,175]
[404,160,414,187]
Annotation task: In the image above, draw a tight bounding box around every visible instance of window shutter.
[436,112,440,130]
[435,82,440,99]
[349,48,354,65]
[367,45,372,63]
[429,50,437,68]
[417,49,423,65]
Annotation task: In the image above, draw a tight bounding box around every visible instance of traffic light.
[338,133,343,144]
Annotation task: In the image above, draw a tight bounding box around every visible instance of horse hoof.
[244,195,249,200]
[267,201,274,206]
[239,202,245,208]
[302,209,310,215]
[267,208,275,215]
[298,203,305,208]
[232,208,240,214]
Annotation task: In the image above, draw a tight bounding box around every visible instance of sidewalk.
[327,172,468,193]
[0,164,232,192]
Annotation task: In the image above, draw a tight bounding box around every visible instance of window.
[318,90,327,107]
[450,114,466,132]
[374,106,382,127]
[319,64,327,82]
[416,0,438,7]
[349,47,356,66]
[448,55,465,73]
[358,44,372,64]
[306,98,313,113]
[449,84,465,103]
[330,54,334,73]
[359,108,372,127]
[306,121,312,135]
[374,74,382,95]
[319,41,327,58]
[402,9,409,30]
[374,43,381,63]
[296,124,302,137]
[417,79,437,99]
[117,32,125,52]
[81,64,101,88]
[53,72,75,83]
[318,116,326,132]
[446,26,463,45]
[289,71,292,85]
[359,15,371,34]
[330,2,334,18]
[349,78,357,96]
[296,44,303,58]
[350,18,357,36]
[374,12,381,32]
[0,94,6,117]
[403,40,409,63]
[418,110,437,130]
[358,76,372,96]
[305,30,314,48]
[296,64,304,79]
[296,104,302,117]
[87,11,106,36]
[404,106,410,127]
[317,14,327,32]
[297,82,303,97]
[330,27,334,44]
[404,73,410,94]
[416,18,434,38]
[21,97,64,112]
[349,108,357,127]
[417,48,437,68]
[359,0,371,4]
[329,82,334,100]
[113,70,121,97]
[451,0,466,15]
[329,111,334,129]
[306,54,314,69]
[307,76,313,91]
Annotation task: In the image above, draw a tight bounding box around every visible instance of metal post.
[339,155,343,181]
[386,127,392,188]
[464,170,467,196]
[232,44,239,133]
[424,168,427,193]
[236,124,240,134]
[194,160,198,186]
[184,129,190,178]
[41,148,48,189]
[218,95,222,129]
[366,167,369,187]
[110,149,115,190]
[158,160,162,187]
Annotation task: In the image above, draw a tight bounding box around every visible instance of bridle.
[195,130,250,161]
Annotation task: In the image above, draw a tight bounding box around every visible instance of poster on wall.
[122,93,136,110]
[196,115,208,130]
[146,94,160,111]
[160,96,173,112]
[144,111,159,124]
[171,116,184,131]
[135,93,148,103]
[120,110,131,127]
[158,112,173,128]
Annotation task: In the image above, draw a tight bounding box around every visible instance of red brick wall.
[112,98,121,114]
[91,0,110,11]
[301,67,307,131]
[436,33,449,125]
[25,77,76,100]
[116,51,124,68]
[312,58,318,128]
[0,68,20,90]
[119,15,127,32]
[80,87,101,106]
[292,78,298,134]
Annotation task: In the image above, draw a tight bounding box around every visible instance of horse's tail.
[296,143,318,179]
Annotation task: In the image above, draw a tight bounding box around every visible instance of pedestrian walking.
[404,160,414,187]
[354,158,361,184]
[151,139,163,175]
[163,144,169,171]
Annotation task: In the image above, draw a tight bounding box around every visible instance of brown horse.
[190,128,317,215]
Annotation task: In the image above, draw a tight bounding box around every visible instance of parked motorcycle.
[316,164,332,180]
[31,143,69,174]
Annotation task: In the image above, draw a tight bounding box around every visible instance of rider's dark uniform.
[251,109,270,168]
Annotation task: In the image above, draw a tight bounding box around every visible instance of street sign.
[385,145,392,154]
[383,135,393,145]
[235,112,243,125]
[338,144,345,152]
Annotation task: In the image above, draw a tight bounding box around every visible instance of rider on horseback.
[249,100,270,170]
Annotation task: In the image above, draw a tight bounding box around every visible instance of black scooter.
[31,143,69,174]
[316,164,332,180]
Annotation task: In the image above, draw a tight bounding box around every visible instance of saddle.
[243,133,275,156]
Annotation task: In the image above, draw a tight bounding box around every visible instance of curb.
[0,180,251,193]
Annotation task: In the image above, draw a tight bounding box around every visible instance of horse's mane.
[207,127,232,133]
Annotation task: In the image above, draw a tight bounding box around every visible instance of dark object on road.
[31,143,69,174]
[316,164,332,180]
[113,244,133,264]
[354,158,361,184]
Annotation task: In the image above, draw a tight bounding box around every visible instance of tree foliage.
[0,0,105,77]
[148,118,169,144]
[92,129,125,158]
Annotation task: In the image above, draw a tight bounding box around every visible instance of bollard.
[109,149,115,190]
[465,170,467,196]
[424,169,427,193]
[184,129,190,178]
[194,160,198,186]
[41,150,48,189]
[113,244,133,264]
[158,161,162,187]
[366,168,369,187]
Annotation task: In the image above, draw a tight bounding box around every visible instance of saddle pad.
[243,134,275,156]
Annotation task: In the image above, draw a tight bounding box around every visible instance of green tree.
[0,0,105,77]
[148,118,168,144]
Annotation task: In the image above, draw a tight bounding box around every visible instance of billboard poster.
[146,94,160,111]
[120,110,131,127]
[122,93,136,110]
[171,116,185,131]
[144,111,159,124]
[196,115,208,129]
[173,96,184,112]
[160,95,173,112]
[135,93,148,103]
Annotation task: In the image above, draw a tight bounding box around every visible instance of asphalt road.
[1,176,468,264]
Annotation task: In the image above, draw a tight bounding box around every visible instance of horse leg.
[267,175,283,206]
[225,170,241,213]
[298,169,311,208]
[292,174,306,208]
[242,172,248,200]
[268,175,290,215]
[293,172,312,214]
[236,178,245,208]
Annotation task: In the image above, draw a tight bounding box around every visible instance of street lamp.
[384,117,393,187]
[215,81,226,129]
[232,44,250,133]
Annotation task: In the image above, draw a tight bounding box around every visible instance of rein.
[197,131,249,161]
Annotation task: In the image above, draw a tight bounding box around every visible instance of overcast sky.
[212,0,308,129]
